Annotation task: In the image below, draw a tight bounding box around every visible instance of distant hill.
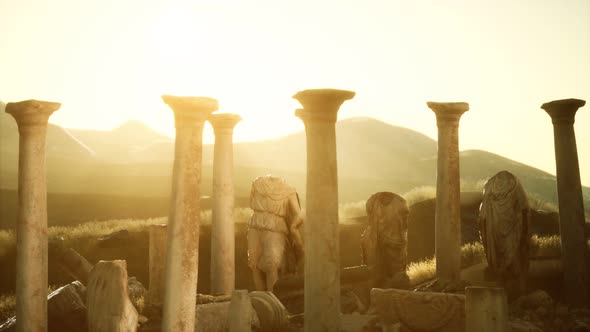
[67,121,172,163]
[1,115,589,223]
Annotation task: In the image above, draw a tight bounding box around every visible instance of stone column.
[427,101,469,282]
[208,114,241,296]
[465,287,508,332]
[161,95,218,332]
[147,224,167,305]
[6,99,61,332]
[541,98,589,307]
[294,88,355,332]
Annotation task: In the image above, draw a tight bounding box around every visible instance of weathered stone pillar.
[6,99,61,332]
[147,224,167,305]
[541,98,589,307]
[427,101,469,282]
[161,95,218,332]
[208,113,241,295]
[294,88,355,332]
[465,287,508,332]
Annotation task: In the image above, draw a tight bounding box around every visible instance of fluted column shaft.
[161,95,218,332]
[294,89,355,332]
[6,99,61,332]
[427,102,469,282]
[542,98,589,307]
[208,114,241,295]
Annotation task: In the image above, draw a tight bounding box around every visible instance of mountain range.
[1,103,589,220]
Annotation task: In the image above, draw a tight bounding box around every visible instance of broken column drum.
[541,98,589,307]
[6,99,61,332]
[427,101,469,283]
[465,286,508,332]
[209,113,241,296]
[161,95,218,332]
[294,88,355,332]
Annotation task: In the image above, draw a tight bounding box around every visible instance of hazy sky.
[1,0,589,185]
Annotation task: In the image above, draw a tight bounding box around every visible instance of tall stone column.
[208,113,241,295]
[427,101,469,282]
[6,99,61,332]
[161,95,218,332]
[294,88,355,332]
[541,98,589,307]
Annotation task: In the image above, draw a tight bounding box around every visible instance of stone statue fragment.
[247,175,304,292]
[361,192,409,289]
[479,171,531,292]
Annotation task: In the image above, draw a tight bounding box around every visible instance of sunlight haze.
[1,0,589,185]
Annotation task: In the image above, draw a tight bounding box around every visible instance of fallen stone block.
[370,288,465,332]
[0,281,87,332]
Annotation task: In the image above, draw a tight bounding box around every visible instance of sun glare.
[138,5,307,142]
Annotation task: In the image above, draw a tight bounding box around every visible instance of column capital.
[293,89,355,123]
[162,95,218,125]
[541,98,585,125]
[5,99,61,127]
[427,101,469,125]
[208,113,242,134]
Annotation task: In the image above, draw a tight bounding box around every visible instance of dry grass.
[407,242,486,286]
[0,285,59,323]
[0,293,15,322]
[407,236,590,286]
[407,257,437,286]
[0,208,254,259]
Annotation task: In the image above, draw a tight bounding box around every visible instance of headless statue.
[247,175,304,292]
[479,171,531,293]
[361,192,410,289]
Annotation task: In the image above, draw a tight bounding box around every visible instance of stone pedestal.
[427,101,469,283]
[541,98,589,307]
[294,88,355,332]
[147,224,167,305]
[370,288,465,331]
[465,287,508,332]
[161,95,218,332]
[6,99,61,332]
[208,114,241,295]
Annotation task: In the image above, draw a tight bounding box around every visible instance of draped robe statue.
[247,175,304,292]
[479,171,531,292]
[361,192,410,289]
